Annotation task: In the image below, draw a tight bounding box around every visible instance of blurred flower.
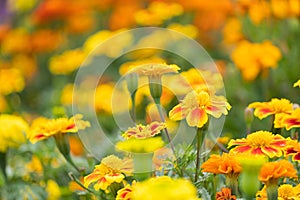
[49,49,87,75]
[130,63,180,77]
[271,0,300,19]
[216,188,236,200]
[0,67,25,95]
[28,114,90,143]
[0,95,7,112]
[66,13,95,34]
[46,179,61,200]
[285,140,300,162]
[222,18,244,44]
[131,176,200,200]
[69,177,85,192]
[116,137,164,153]
[84,155,132,192]
[259,160,297,183]
[60,84,74,105]
[280,108,300,130]
[257,183,300,200]
[116,183,133,200]
[294,79,300,87]
[26,155,43,174]
[0,114,29,152]
[122,121,165,139]
[153,147,175,171]
[231,40,281,81]
[134,2,183,26]
[1,28,31,54]
[169,89,231,128]
[167,23,199,39]
[248,98,293,120]
[11,54,37,81]
[228,131,287,158]
[248,1,271,25]
[69,135,84,156]
[31,29,63,53]
[8,0,37,12]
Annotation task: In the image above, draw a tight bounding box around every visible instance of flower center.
[278,184,295,199]
[247,131,273,148]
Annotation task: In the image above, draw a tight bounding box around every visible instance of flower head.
[28,114,90,143]
[131,176,200,200]
[259,160,297,184]
[84,155,132,192]
[116,183,133,200]
[129,63,180,78]
[169,89,231,128]
[201,153,242,176]
[248,98,293,120]
[0,114,29,152]
[122,121,166,139]
[280,108,300,130]
[294,79,300,88]
[0,68,25,95]
[216,188,236,200]
[228,131,287,158]
[285,141,300,162]
[116,137,164,153]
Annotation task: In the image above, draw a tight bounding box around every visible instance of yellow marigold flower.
[8,0,37,12]
[256,184,300,200]
[0,95,8,112]
[167,23,199,39]
[116,183,133,200]
[248,1,271,25]
[201,153,242,176]
[0,114,29,152]
[0,68,25,95]
[231,40,281,81]
[131,176,200,200]
[259,160,297,183]
[28,114,90,144]
[216,188,236,200]
[49,49,87,75]
[60,84,74,105]
[26,156,43,174]
[248,98,293,120]
[169,89,231,128]
[116,137,164,153]
[1,28,31,54]
[228,131,287,158]
[129,63,180,77]
[293,79,300,88]
[222,18,244,44]
[46,179,61,200]
[285,141,300,162]
[11,54,37,80]
[122,121,166,139]
[84,155,132,192]
[281,108,300,130]
[134,2,183,26]
[271,0,300,18]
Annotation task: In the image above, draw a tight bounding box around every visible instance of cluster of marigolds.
[0,0,299,199]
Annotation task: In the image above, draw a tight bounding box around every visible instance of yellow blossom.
[28,114,90,143]
[1,28,31,54]
[0,95,7,112]
[60,84,74,105]
[8,0,37,12]
[122,121,166,139]
[222,18,244,44]
[26,156,43,174]
[0,114,29,152]
[131,176,200,200]
[248,1,271,25]
[167,23,199,39]
[293,79,300,88]
[0,68,25,95]
[46,180,61,200]
[49,49,87,75]
[116,137,164,153]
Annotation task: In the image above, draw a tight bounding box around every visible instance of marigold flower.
[228,131,287,158]
[285,141,300,162]
[28,114,90,143]
[49,49,87,75]
[122,121,166,139]
[46,179,61,200]
[256,184,300,200]
[167,23,199,39]
[0,68,25,95]
[169,89,231,128]
[116,137,164,153]
[259,160,297,184]
[248,1,271,25]
[0,114,29,152]
[281,108,300,130]
[129,63,180,77]
[116,183,133,200]
[248,98,293,120]
[84,155,132,192]
[131,176,200,200]
[294,79,300,88]
[216,188,236,200]
[231,40,281,81]
[201,153,242,175]
[222,18,244,44]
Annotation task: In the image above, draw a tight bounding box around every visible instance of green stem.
[133,153,153,181]
[130,92,136,123]
[153,98,176,156]
[0,152,7,182]
[54,133,81,173]
[195,128,204,182]
[68,172,95,194]
[266,183,278,200]
[226,175,238,196]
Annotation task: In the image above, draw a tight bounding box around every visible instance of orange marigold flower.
[201,153,242,176]
[228,131,287,158]
[216,188,236,200]
[28,114,90,143]
[122,121,166,139]
[248,98,293,123]
[294,79,300,88]
[84,155,132,192]
[169,89,231,128]
[116,183,133,200]
[281,108,300,130]
[285,141,300,162]
[259,160,297,184]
